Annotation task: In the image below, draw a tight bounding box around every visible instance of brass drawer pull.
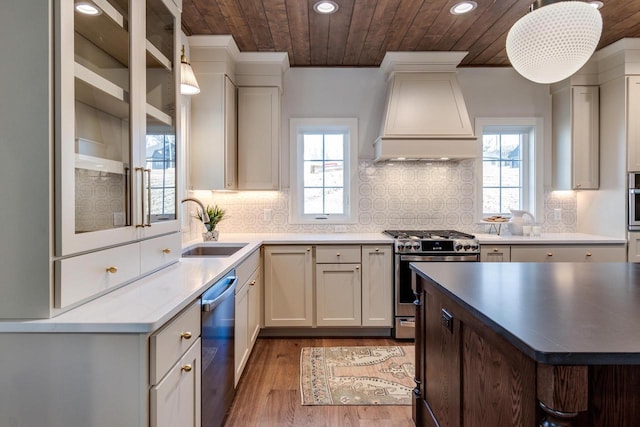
[336,253,341,256]
[162,248,171,254]
[547,253,553,257]
[181,331,192,340]
[375,248,380,252]
[181,364,192,373]
[586,252,592,257]
[106,266,118,274]
[493,248,499,252]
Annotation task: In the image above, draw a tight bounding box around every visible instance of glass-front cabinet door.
[56,0,180,256]
[144,0,178,228]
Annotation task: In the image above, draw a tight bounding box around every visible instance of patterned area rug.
[300,345,415,406]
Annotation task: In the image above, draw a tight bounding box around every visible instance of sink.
[182,243,247,257]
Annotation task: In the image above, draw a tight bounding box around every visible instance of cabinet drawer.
[55,242,141,309]
[140,233,181,274]
[511,245,626,262]
[316,245,361,263]
[236,248,261,288]
[150,299,201,385]
[480,245,511,262]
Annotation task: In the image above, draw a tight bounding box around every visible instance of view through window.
[482,130,526,215]
[302,132,345,215]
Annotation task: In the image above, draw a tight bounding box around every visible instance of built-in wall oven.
[629,173,640,230]
[201,270,238,427]
[383,230,479,339]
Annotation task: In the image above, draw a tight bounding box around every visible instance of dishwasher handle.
[202,276,238,312]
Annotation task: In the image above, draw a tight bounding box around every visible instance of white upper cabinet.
[189,37,239,191]
[627,76,640,172]
[56,0,181,256]
[237,86,280,190]
[552,83,600,190]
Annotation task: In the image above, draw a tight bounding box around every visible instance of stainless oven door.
[395,254,478,317]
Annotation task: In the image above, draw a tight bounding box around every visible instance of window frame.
[289,118,358,224]
[475,117,544,222]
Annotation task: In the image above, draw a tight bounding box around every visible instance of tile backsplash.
[184,160,576,239]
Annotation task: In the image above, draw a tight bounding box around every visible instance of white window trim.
[289,118,358,224]
[475,117,544,222]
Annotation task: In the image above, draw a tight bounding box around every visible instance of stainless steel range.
[383,230,480,339]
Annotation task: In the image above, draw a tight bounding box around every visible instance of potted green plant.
[195,204,226,241]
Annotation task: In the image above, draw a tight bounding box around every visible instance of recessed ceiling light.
[589,1,604,9]
[313,1,339,14]
[450,1,477,15]
[75,2,102,15]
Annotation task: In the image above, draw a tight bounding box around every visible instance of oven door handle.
[400,255,478,262]
[202,276,238,312]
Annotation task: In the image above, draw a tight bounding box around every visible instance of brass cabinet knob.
[181,331,192,340]
[250,280,256,286]
[336,253,341,256]
[547,252,553,257]
[375,248,380,252]
[355,266,360,270]
[106,266,118,274]
[181,364,192,372]
[586,252,592,257]
[306,248,311,252]
[493,248,499,252]
[162,248,171,254]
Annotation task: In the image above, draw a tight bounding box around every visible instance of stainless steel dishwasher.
[201,270,237,427]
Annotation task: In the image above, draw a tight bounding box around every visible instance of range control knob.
[455,244,463,251]
[412,242,421,250]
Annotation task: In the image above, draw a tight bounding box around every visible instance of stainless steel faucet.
[181,198,210,223]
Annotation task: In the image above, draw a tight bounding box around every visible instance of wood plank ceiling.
[181,0,640,67]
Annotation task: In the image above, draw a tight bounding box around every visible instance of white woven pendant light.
[506,1,602,84]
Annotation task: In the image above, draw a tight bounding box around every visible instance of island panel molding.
[412,262,640,427]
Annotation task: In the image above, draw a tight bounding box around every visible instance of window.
[475,118,543,219]
[290,118,358,224]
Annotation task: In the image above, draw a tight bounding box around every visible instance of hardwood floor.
[224,337,415,427]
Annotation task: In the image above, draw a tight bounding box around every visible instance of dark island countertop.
[410,262,640,365]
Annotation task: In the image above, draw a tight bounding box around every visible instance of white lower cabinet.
[480,245,511,262]
[235,249,262,385]
[361,245,393,327]
[481,244,626,262]
[510,245,626,262]
[264,244,393,329]
[316,263,362,326]
[264,245,314,327]
[150,339,202,427]
[628,232,640,262]
[0,299,202,427]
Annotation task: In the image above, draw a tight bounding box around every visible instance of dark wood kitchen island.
[410,262,640,427]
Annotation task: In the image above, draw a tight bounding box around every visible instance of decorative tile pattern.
[184,160,577,239]
[75,169,126,233]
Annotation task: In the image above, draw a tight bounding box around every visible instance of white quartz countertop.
[0,233,392,334]
[476,232,626,244]
[0,232,624,333]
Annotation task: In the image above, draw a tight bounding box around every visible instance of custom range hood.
[374,52,478,162]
